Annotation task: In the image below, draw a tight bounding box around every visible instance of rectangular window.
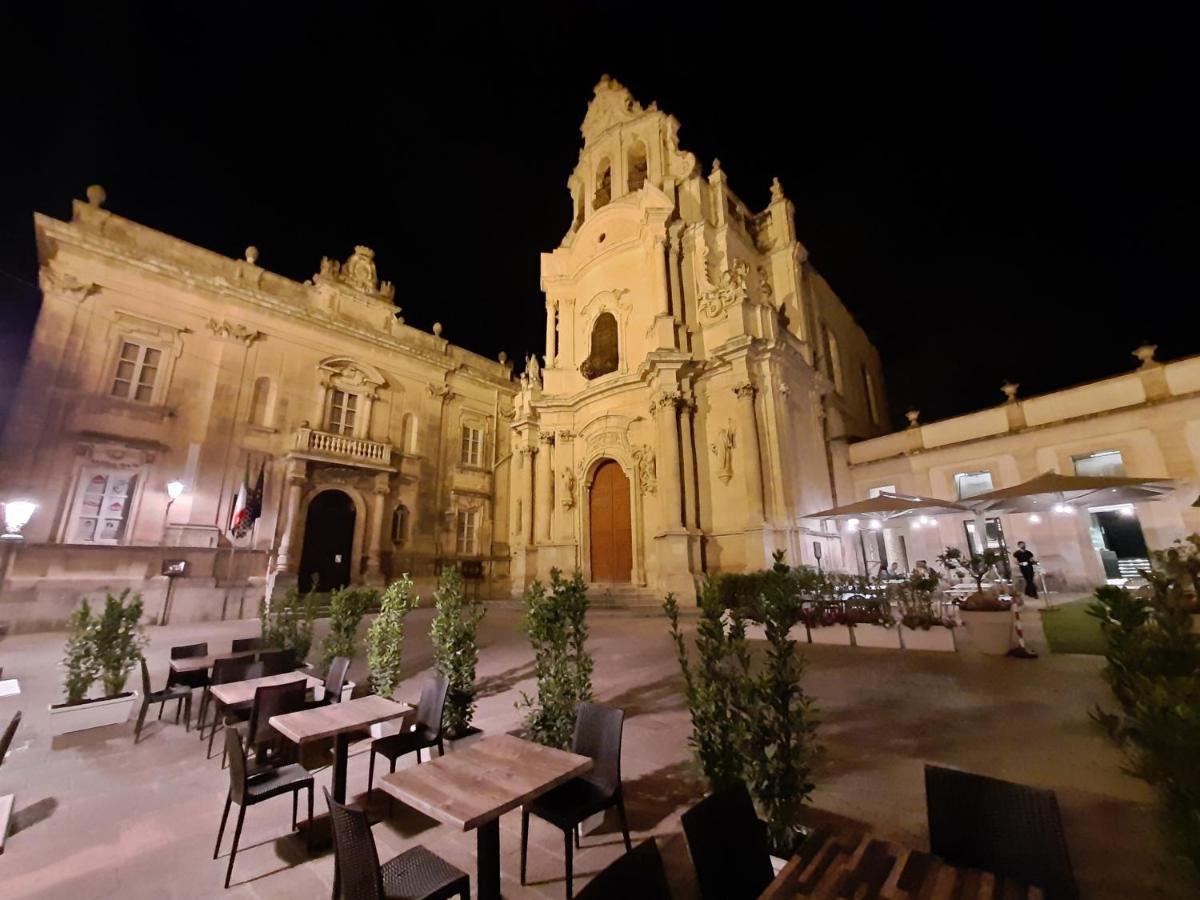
[954,471,994,500]
[868,485,897,498]
[327,390,358,436]
[455,508,479,556]
[460,424,483,467]
[1073,450,1126,478]
[863,366,880,424]
[72,468,136,543]
[824,328,844,394]
[110,341,162,402]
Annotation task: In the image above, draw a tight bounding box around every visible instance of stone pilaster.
[734,381,765,526]
[518,443,536,546]
[534,431,554,544]
[364,472,389,585]
[273,459,307,575]
[650,388,684,531]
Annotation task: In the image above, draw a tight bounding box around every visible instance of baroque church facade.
[0,77,885,628]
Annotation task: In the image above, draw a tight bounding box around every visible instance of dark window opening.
[593,160,612,209]
[628,142,648,192]
[581,312,619,379]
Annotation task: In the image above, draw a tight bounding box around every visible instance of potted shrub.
[430,566,486,748]
[315,586,376,700]
[846,602,900,649]
[892,573,957,652]
[366,576,419,736]
[49,591,145,736]
[260,584,317,667]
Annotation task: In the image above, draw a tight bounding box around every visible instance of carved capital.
[518,444,538,458]
[556,430,575,443]
[649,388,683,415]
[206,319,262,345]
[733,381,757,400]
[538,432,556,445]
[426,383,454,402]
[40,267,100,303]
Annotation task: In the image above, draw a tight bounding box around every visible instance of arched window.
[593,158,612,209]
[580,312,619,380]
[401,412,418,454]
[249,376,275,427]
[391,503,409,545]
[627,141,648,192]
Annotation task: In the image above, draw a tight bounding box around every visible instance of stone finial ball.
[86,184,107,207]
[432,322,443,337]
[499,351,508,364]
[245,246,259,264]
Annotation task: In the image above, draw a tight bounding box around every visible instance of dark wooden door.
[590,460,632,582]
[298,490,355,592]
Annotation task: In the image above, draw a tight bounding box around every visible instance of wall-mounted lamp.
[162,481,187,546]
[2,499,37,539]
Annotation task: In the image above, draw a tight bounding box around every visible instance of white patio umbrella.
[964,471,1174,514]
[802,492,971,522]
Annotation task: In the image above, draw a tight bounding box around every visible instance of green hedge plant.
[518,568,593,749]
[367,575,419,699]
[62,600,100,705]
[321,586,378,672]
[260,583,318,664]
[93,589,147,696]
[431,566,486,738]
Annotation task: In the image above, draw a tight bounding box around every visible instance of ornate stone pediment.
[581,75,647,144]
[698,260,750,321]
[314,245,396,303]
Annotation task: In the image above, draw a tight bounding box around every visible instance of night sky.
[2,3,1194,433]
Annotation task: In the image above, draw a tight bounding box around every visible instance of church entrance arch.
[298,489,355,592]
[589,459,632,583]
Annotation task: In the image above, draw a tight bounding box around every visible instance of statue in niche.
[523,353,542,387]
[632,444,657,494]
[561,469,576,509]
[711,425,735,484]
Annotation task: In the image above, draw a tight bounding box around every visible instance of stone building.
[0,190,516,630]
[511,77,887,597]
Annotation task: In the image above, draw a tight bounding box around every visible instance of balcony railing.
[294,426,392,466]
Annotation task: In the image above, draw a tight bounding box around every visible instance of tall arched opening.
[589,459,632,582]
[298,489,355,592]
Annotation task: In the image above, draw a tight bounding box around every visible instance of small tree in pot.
[431,566,486,739]
[367,575,418,700]
[62,600,100,705]
[320,586,378,673]
[260,582,318,664]
[93,589,147,697]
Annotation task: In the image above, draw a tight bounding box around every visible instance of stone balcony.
[291,425,393,468]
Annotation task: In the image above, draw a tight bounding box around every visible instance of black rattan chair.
[215,726,314,888]
[322,656,350,704]
[231,637,263,653]
[325,788,469,900]
[134,657,193,742]
[226,678,308,768]
[577,838,671,899]
[521,702,632,900]
[0,710,21,766]
[367,675,449,790]
[203,658,265,755]
[167,642,209,694]
[925,764,1078,899]
[681,783,774,900]
[259,647,297,676]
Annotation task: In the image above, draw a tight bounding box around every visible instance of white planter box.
[852,624,902,649]
[49,692,138,736]
[312,681,355,703]
[809,625,852,646]
[900,625,957,652]
[961,610,1014,655]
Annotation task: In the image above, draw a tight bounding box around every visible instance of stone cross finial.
[1133,342,1159,368]
[86,184,106,207]
[1001,381,1019,403]
[905,409,920,428]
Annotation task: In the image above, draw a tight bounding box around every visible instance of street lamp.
[0,498,37,596]
[162,481,186,545]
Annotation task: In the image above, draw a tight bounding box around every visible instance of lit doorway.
[963,517,1012,578]
[1088,504,1150,580]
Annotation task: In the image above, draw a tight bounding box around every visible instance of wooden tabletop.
[169,648,259,674]
[269,694,411,744]
[208,672,323,707]
[378,733,593,831]
[759,827,1043,900]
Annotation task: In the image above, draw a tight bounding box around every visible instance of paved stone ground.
[0,597,1192,898]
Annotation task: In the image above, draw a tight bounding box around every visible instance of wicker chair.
[167,642,209,695]
[322,656,350,704]
[203,658,265,755]
[259,647,297,676]
[325,788,469,900]
[925,764,1078,899]
[367,675,449,790]
[231,637,263,653]
[226,678,308,768]
[521,703,632,900]
[215,726,314,889]
[0,710,20,766]
[134,657,193,742]
[681,783,774,900]
[577,838,671,899]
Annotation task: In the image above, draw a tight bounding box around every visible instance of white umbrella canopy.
[803,492,971,521]
[964,471,1175,513]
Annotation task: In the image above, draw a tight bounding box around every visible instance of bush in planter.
[92,589,147,697]
[62,600,100,705]
[518,568,593,750]
[367,575,419,699]
[320,586,378,673]
[431,566,486,738]
[938,546,1003,599]
[260,583,318,664]
[959,592,1011,613]
[1088,581,1200,881]
[889,573,956,630]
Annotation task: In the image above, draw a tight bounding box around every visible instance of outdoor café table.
[269,694,411,803]
[207,671,323,709]
[168,648,259,675]
[758,827,1043,900]
[378,732,593,900]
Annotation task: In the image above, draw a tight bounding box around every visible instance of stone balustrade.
[294,426,392,465]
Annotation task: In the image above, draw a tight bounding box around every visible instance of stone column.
[534,432,554,543]
[544,301,557,366]
[274,459,307,574]
[519,444,536,545]
[679,397,698,529]
[652,389,683,530]
[734,381,765,525]
[364,472,389,585]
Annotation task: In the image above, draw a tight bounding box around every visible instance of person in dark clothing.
[1013,541,1039,599]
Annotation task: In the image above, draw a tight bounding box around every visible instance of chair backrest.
[249,679,308,747]
[925,764,1078,899]
[225,726,250,805]
[324,656,350,703]
[259,647,297,676]
[415,674,450,735]
[324,788,385,900]
[139,656,153,696]
[577,838,671,899]
[0,710,21,767]
[573,702,624,796]
[169,642,207,659]
[682,783,775,900]
[211,656,260,685]
[231,637,263,653]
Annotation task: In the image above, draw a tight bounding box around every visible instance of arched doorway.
[590,459,632,582]
[298,490,355,592]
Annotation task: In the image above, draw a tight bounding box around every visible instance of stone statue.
[524,353,542,387]
[561,469,576,509]
[712,425,735,484]
[632,445,657,494]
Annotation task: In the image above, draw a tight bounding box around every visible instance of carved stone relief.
[698,259,750,321]
[711,424,735,484]
[632,444,657,494]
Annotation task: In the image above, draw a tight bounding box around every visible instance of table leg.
[332,732,350,803]
[477,818,501,900]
